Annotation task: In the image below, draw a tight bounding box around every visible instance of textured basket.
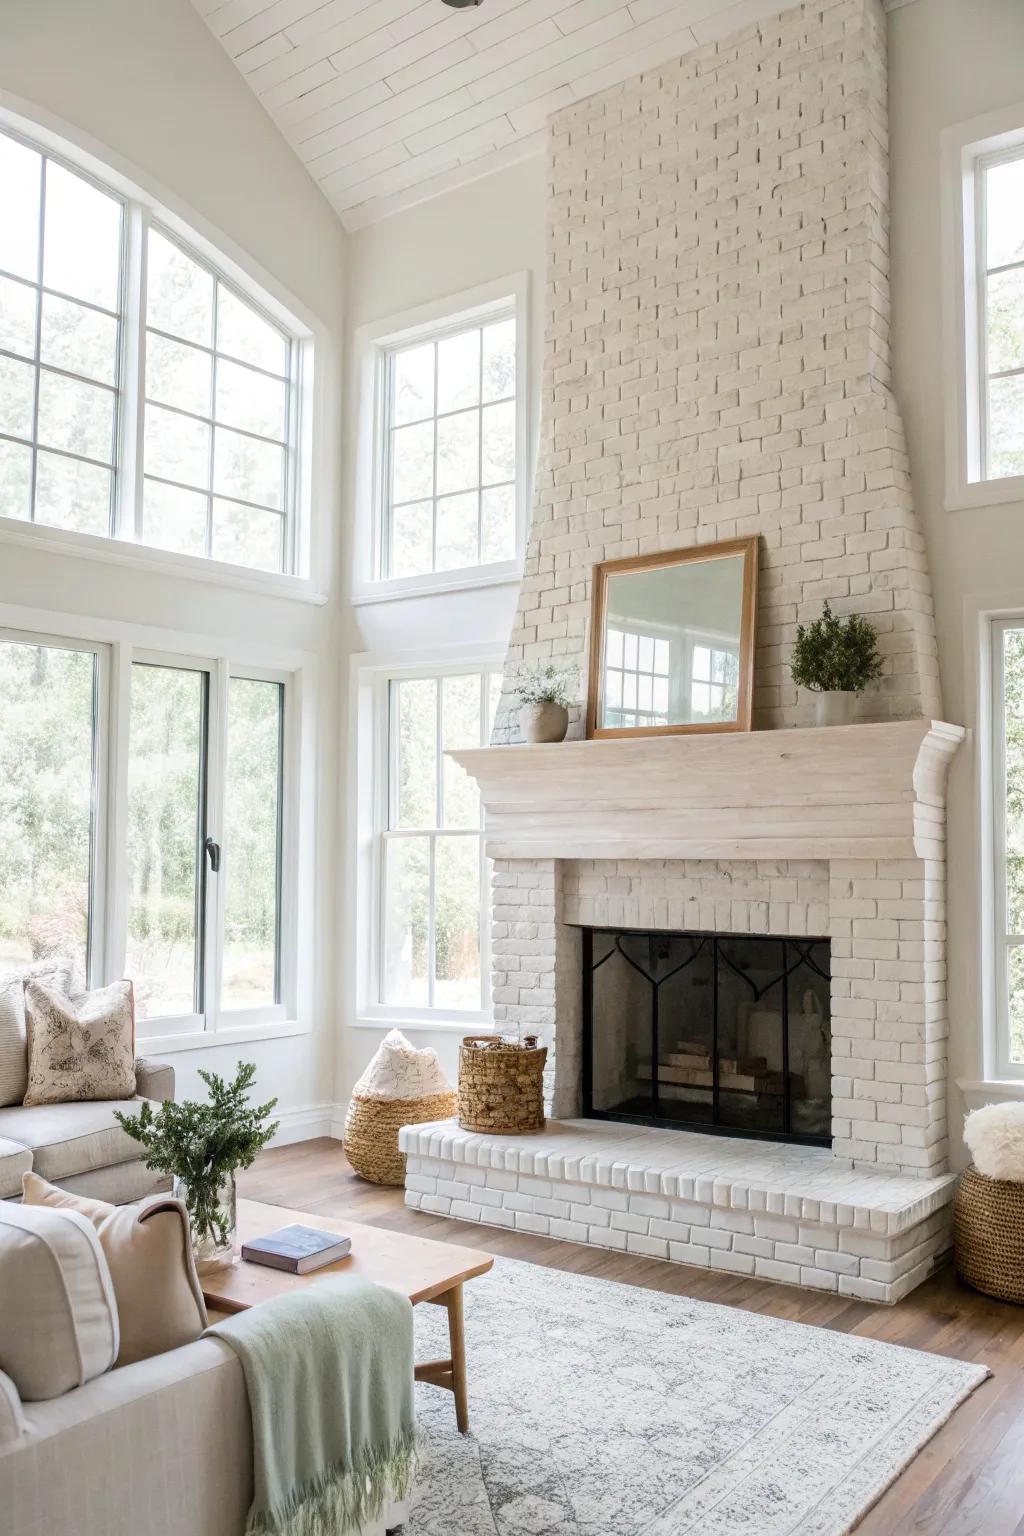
[344,1090,457,1186]
[458,1036,548,1134]
[953,1164,1024,1304]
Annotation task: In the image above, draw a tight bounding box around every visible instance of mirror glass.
[597,551,747,731]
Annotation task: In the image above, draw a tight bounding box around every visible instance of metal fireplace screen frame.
[581,927,831,1148]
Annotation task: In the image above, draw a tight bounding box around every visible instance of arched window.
[0,120,308,576]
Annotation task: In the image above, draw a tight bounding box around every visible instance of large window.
[379,665,501,1017]
[0,118,306,575]
[383,313,517,580]
[993,619,1024,1075]
[0,634,100,985]
[0,624,293,1038]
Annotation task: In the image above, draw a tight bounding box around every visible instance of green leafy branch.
[114,1061,278,1247]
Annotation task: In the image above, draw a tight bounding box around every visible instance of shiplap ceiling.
[192,0,915,231]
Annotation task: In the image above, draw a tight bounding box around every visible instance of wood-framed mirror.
[586,536,758,738]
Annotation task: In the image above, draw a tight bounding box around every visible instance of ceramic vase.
[813,690,856,727]
[520,700,569,743]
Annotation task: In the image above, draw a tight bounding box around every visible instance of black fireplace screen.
[582,928,831,1146]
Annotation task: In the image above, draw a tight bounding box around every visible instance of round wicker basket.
[953,1164,1024,1304]
[458,1035,547,1134]
[343,1089,457,1186]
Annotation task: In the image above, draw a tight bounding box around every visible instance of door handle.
[204,836,221,873]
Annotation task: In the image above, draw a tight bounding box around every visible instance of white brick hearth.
[400,1120,956,1305]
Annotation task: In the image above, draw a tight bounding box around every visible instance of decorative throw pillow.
[20,1169,113,1230]
[0,1202,119,1401]
[964,1102,1024,1181]
[351,1027,453,1100]
[22,1174,208,1367]
[23,978,136,1108]
[0,959,74,1107]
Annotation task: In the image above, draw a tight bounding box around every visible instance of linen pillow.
[23,977,136,1108]
[0,1202,119,1401]
[20,1169,113,1230]
[21,1174,207,1367]
[0,959,74,1107]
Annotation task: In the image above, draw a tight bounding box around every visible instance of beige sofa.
[0,1058,175,1205]
[0,1335,410,1536]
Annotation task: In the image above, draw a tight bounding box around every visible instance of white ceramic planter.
[813,690,856,727]
[519,700,569,743]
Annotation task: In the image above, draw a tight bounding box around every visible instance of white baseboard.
[269,1102,345,1147]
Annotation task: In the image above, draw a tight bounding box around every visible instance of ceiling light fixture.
[442,0,482,7]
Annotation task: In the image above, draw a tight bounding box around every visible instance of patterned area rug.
[406,1258,986,1536]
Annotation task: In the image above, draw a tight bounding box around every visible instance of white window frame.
[0,599,316,1056]
[351,274,530,605]
[942,101,1024,511]
[0,99,324,600]
[987,613,1024,1080]
[350,643,502,1033]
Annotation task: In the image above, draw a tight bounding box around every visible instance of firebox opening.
[581,928,832,1148]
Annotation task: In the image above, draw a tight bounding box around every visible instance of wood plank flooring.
[240,1138,1024,1535]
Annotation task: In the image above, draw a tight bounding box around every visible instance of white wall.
[0,0,348,1132]
[888,0,1024,1156]
[338,157,547,1100]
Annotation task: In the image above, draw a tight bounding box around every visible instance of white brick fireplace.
[401,0,966,1304]
[401,720,965,1302]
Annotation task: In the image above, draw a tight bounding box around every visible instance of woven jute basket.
[458,1035,547,1134]
[343,1090,457,1186]
[953,1164,1024,1304]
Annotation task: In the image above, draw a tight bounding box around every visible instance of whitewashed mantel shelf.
[449,719,966,863]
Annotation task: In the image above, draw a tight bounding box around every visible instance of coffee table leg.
[445,1283,469,1433]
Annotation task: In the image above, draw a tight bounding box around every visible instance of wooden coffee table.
[201,1199,494,1433]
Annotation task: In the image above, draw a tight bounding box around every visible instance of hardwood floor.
[240,1139,1024,1535]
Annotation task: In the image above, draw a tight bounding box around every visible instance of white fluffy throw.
[352,1028,453,1101]
[964,1102,1024,1182]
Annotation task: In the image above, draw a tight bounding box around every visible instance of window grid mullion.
[27,156,46,523]
[207,283,219,558]
[431,341,439,573]
[476,327,484,562]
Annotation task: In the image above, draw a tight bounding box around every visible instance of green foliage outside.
[114,1061,278,1248]
[1004,629,1024,1060]
[789,602,883,695]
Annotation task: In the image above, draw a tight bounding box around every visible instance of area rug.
[406,1258,987,1536]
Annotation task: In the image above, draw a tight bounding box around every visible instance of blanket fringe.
[246,1433,417,1536]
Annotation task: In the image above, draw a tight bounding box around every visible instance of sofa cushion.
[0,1098,152,1184]
[0,1203,119,1400]
[0,960,74,1108]
[0,1138,32,1200]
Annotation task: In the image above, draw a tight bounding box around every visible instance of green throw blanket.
[208,1277,416,1536]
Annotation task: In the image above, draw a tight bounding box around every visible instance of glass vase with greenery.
[790,601,883,724]
[114,1061,278,1270]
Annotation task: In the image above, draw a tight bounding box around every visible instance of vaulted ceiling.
[190,0,796,229]
[192,0,911,231]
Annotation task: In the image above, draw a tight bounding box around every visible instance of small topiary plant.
[790,601,884,695]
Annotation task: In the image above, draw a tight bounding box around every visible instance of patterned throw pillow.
[23,978,136,1108]
[0,959,74,1107]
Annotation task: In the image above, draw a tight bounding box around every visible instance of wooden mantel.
[450,719,966,862]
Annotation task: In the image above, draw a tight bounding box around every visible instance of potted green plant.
[789,600,883,725]
[114,1061,278,1272]
[513,660,580,743]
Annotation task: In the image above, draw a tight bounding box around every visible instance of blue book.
[241,1224,352,1275]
